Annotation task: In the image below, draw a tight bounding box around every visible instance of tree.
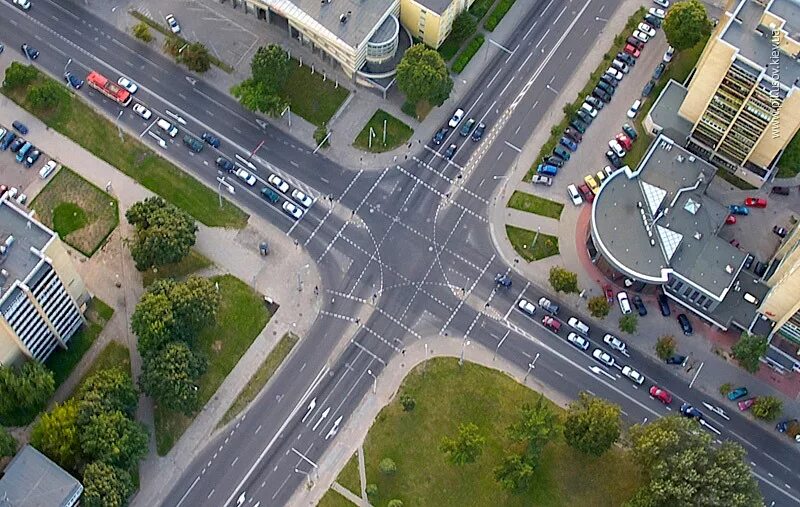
[494,453,534,493]
[131,290,177,356]
[379,457,397,475]
[27,80,67,110]
[30,401,82,471]
[655,335,677,361]
[751,396,782,422]
[80,411,149,469]
[82,461,134,507]
[139,342,207,414]
[439,422,485,465]
[366,483,378,499]
[231,79,287,116]
[180,42,211,73]
[507,395,559,462]
[450,11,477,43]
[563,392,621,457]
[77,368,138,423]
[731,333,768,373]
[396,44,453,107]
[619,314,638,334]
[0,426,17,458]
[3,62,38,89]
[629,416,762,506]
[0,361,55,425]
[663,0,711,51]
[587,296,610,318]
[387,500,403,507]
[719,382,733,397]
[132,22,153,42]
[125,196,197,271]
[152,277,220,341]
[548,266,578,294]
[400,394,416,412]
[250,45,291,93]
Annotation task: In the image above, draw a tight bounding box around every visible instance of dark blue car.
[560,136,578,152]
[12,121,28,135]
[0,131,16,150]
[21,44,38,60]
[202,132,221,148]
[64,72,84,89]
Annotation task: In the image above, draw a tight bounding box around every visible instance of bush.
[400,394,416,412]
[0,426,16,458]
[2,62,38,90]
[732,333,768,373]
[484,0,518,31]
[27,81,68,110]
[379,457,397,475]
[180,42,212,73]
[588,296,610,319]
[366,483,379,499]
[549,266,579,294]
[450,11,478,43]
[470,0,496,20]
[719,383,733,396]
[655,335,677,360]
[452,35,485,74]
[619,314,638,334]
[132,22,153,43]
[314,126,330,148]
[752,396,782,422]
[388,500,404,507]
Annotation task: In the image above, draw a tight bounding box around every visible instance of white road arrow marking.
[301,398,317,423]
[312,407,329,431]
[701,402,730,421]
[589,365,616,380]
[700,419,722,435]
[325,416,343,440]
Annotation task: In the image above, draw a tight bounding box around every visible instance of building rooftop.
[0,445,83,507]
[768,0,800,39]
[0,197,54,300]
[646,79,694,142]
[275,0,397,47]
[412,0,452,15]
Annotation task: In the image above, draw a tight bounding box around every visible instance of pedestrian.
[314,285,319,295]
[402,349,406,356]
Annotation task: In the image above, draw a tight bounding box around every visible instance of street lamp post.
[523,353,540,382]
[367,369,377,394]
[115,110,124,141]
[493,330,509,361]
[63,58,72,75]
[459,339,471,367]
[296,263,310,292]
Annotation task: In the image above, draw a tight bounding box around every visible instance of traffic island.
[353,109,414,153]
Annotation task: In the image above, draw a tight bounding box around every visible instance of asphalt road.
[1,0,799,505]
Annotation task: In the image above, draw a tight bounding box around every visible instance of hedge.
[452,35,486,74]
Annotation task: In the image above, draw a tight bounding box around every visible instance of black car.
[494,274,512,287]
[9,138,25,152]
[0,131,15,150]
[653,63,666,80]
[600,73,619,88]
[771,186,791,195]
[471,122,486,141]
[570,118,588,134]
[606,150,622,168]
[680,403,703,420]
[678,313,693,335]
[592,87,612,103]
[616,52,636,66]
[633,295,647,316]
[626,36,645,50]
[24,149,41,168]
[64,72,83,89]
[545,156,565,168]
[21,44,39,60]
[754,261,768,277]
[744,254,755,270]
[642,80,656,97]
[215,156,234,172]
[584,96,604,110]
[575,110,593,125]
[622,123,638,140]
[774,226,788,238]
[564,127,582,143]
[596,80,615,95]
[666,355,687,365]
[657,294,671,316]
[202,132,221,148]
[444,143,457,160]
[644,14,662,28]
[433,127,448,145]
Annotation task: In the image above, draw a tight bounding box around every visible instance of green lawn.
[46,298,114,389]
[778,129,800,178]
[154,274,271,455]
[353,110,414,153]
[280,60,350,127]
[342,358,640,507]
[714,169,758,190]
[506,225,559,262]
[3,67,247,229]
[30,168,119,257]
[337,453,361,496]
[318,489,355,507]
[218,332,299,427]
[469,0,498,20]
[507,191,564,219]
[141,249,212,287]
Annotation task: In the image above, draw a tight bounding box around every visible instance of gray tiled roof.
[0,445,83,507]
[0,197,54,300]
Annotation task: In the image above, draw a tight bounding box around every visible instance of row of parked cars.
[0,121,59,205]
[431,109,487,161]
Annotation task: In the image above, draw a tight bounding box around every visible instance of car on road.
[432,127,448,145]
[575,109,594,125]
[592,348,615,367]
[774,226,788,238]
[627,99,642,119]
[642,80,656,97]
[215,156,234,172]
[578,183,594,203]
[624,44,641,58]
[729,204,749,215]
[771,186,791,195]
[460,118,476,137]
[584,95,604,110]
[202,132,221,148]
[568,332,590,351]
[653,62,666,80]
[542,315,561,332]
[649,7,666,18]
[657,293,671,316]
[567,184,583,206]
[117,76,138,93]
[666,354,687,365]
[592,87,612,104]
[444,143,458,160]
[553,145,571,161]
[727,386,749,401]
[626,36,645,50]
[64,72,84,89]
[182,134,204,153]
[494,274,512,287]
[532,175,552,186]
[165,14,181,33]
[234,168,256,186]
[132,103,152,120]
[448,108,464,128]
[581,102,599,119]
[291,189,313,208]
[638,23,656,37]
[744,197,767,208]
[568,317,590,334]
[622,123,638,140]
[538,297,559,315]
[13,0,31,9]
[21,44,39,60]
[649,386,673,404]
[633,295,647,316]
[606,150,623,168]
[677,313,693,335]
[622,366,645,384]
[608,139,626,158]
[268,174,290,193]
[261,186,280,203]
[583,174,600,194]
[471,122,486,141]
[560,136,578,152]
[680,403,703,420]
[518,299,536,316]
[738,398,756,411]
[603,333,627,353]
[12,121,29,135]
[617,291,632,314]
[282,201,303,219]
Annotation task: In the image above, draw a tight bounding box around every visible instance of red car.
[542,315,561,332]
[725,215,736,225]
[624,44,641,58]
[604,285,614,304]
[738,397,756,411]
[649,385,673,404]
[615,133,633,150]
[744,197,767,208]
[578,183,594,203]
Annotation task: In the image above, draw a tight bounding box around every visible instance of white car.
[568,317,590,335]
[633,30,650,43]
[39,160,57,179]
[567,332,590,351]
[291,188,313,208]
[603,165,615,177]
[117,76,138,93]
[653,0,669,8]
[649,7,666,18]
[663,46,675,63]
[518,298,536,316]
[268,174,289,193]
[567,184,583,206]
[611,59,629,74]
[448,108,464,128]
[617,291,632,314]
[165,14,181,33]
[235,168,256,186]
[7,187,18,199]
[622,365,645,385]
[603,333,627,353]
[608,140,626,158]
[12,0,30,10]
[627,99,642,118]
[581,103,598,118]
[132,103,152,120]
[282,201,303,219]
[638,23,656,37]
[592,348,615,367]
[606,67,624,81]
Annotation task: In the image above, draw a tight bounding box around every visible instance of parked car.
[584,174,600,194]
[578,183,594,203]
[39,160,58,179]
[597,80,616,95]
[744,197,767,208]
[658,293,671,316]
[633,295,647,316]
[584,96,604,110]
[542,315,561,332]
[642,80,656,97]
[567,184,583,206]
[0,131,16,150]
[564,127,583,143]
[553,145,571,161]
[12,121,29,135]
[448,108,464,128]
[538,297,559,315]
[291,189,313,208]
[433,127,449,145]
[592,87,612,104]
[727,387,749,401]
[601,73,620,89]
[8,137,25,152]
[282,200,303,219]
[471,122,486,141]
[234,168,256,186]
[774,226,788,238]
[182,134,204,153]
[21,44,39,60]
[677,313,693,335]
[622,366,645,384]
[609,140,626,158]
[606,67,624,81]
[460,118,476,137]
[627,99,642,118]
[738,398,756,411]
[622,123,638,140]
[260,186,280,204]
[615,133,633,150]
[616,52,636,66]
[202,132,221,148]
[592,348,615,367]
[570,118,589,134]
[666,354,687,365]
[680,403,703,420]
[649,385,673,404]
[24,148,40,168]
[729,204,749,215]
[771,186,791,195]
[649,7,666,18]
[611,59,630,74]
[215,156,234,172]
[64,72,83,89]
[165,13,181,33]
[532,175,553,186]
[603,333,627,353]
[725,215,737,225]
[744,253,755,270]
[560,136,578,152]
[626,36,645,50]
[653,0,670,8]
[517,299,536,316]
[754,261,768,277]
[538,163,559,177]
[617,291,632,314]
[568,332,590,351]
[653,62,666,80]
[644,14,662,28]
[581,102,599,118]
[575,109,594,125]
[568,317,590,334]
[638,23,656,37]
[444,143,458,160]
[132,103,152,120]
[545,156,565,167]
[606,150,623,168]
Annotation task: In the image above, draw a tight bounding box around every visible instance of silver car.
[568,332,590,351]
[592,348,615,367]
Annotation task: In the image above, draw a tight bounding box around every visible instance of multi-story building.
[0,196,89,365]
[0,445,83,507]
[400,0,475,49]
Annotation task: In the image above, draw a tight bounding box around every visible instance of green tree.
[231,79,287,116]
[655,335,677,361]
[150,277,220,342]
[508,395,559,462]
[82,461,134,507]
[439,422,485,465]
[731,333,768,373]
[180,42,212,73]
[80,411,149,469]
[494,453,534,493]
[3,62,38,89]
[139,342,207,414]
[77,368,138,423]
[563,392,621,457]
[400,393,416,411]
[30,400,82,471]
[663,0,711,51]
[250,44,291,93]
[131,290,177,356]
[0,426,17,458]
[587,296,610,318]
[379,457,397,475]
[387,500,403,507]
[629,416,762,506]
[450,11,477,43]
[126,196,197,271]
[751,396,782,422]
[27,80,67,110]
[0,361,55,426]
[548,266,578,294]
[619,314,638,334]
[396,44,453,107]
[366,483,378,499]
[132,22,153,42]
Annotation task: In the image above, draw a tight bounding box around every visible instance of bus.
[85,71,131,106]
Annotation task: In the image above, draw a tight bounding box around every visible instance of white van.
[568,317,590,335]
[743,293,760,305]
[156,118,178,138]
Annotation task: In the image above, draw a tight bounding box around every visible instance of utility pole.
[115,110,124,141]
[523,353,540,382]
[459,339,471,367]
[367,369,377,394]
[493,330,509,361]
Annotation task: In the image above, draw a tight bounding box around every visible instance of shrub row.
[452,35,486,74]
[484,0,518,31]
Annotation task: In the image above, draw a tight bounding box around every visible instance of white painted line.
[504,141,522,152]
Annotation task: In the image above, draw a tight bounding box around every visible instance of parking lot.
[0,121,57,205]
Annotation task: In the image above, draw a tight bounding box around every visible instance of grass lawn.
[318,489,355,507]
[778,129,800,178]
[469,0,497,20]
[30,168,119,257]
[346,358,640,506]
[506,225,559,262]
[507,191,564,219]
[337,453,361,496]
[714,169,758,190]
[218,333,299,427]
[280,60,350,127]
[353,110,414,153]
[438,36,462,62]
[2,67,247,229]
[154,274,271,455]
[141,249,212,287]
[46,298,114,389]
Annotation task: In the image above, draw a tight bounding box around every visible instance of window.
[683,286,693,297]
[697,295,707,306]
[703,298,713,310]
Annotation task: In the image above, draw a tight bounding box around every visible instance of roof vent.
[676,155,685,163]
[688,155,696,162]
[725,264,734,274]
[4,235,14,248]
[340,13,348,23]
[693,231,702,240]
